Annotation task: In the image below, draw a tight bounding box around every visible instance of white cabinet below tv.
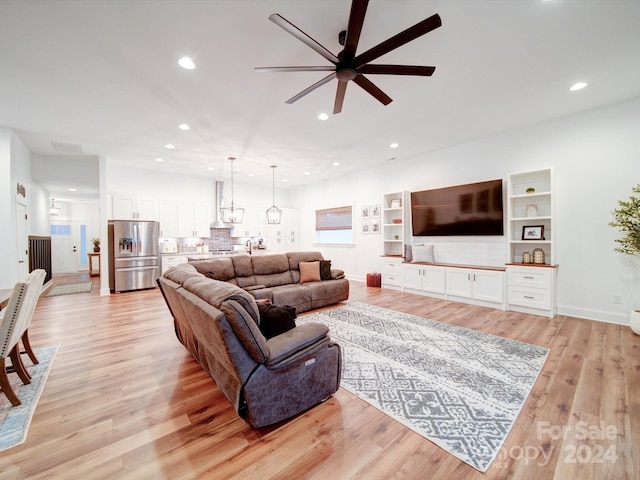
[446,267,505,307]
[403,264,446,297]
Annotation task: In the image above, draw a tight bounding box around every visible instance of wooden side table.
[88,252,100,276]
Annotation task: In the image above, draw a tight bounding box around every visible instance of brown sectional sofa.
[157,251,349,428]
[187,251,349,312]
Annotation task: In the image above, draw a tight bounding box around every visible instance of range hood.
[210,180,229,229]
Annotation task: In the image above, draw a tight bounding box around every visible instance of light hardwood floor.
[1,275,638,479]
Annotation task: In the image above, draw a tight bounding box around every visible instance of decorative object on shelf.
[532,248,545,264]
[609,183,640,333]
[91,237,100,252]
[522,225,544,240]
[220,157,244,224]
[630,310,640,335]
[526,187,536,194]
[391,198,401,208]
[522,251,531,264]
[266,165,282,224]
[361,205,369,218]
[371,205,380,219]
[392,218,402,224]
[525,204,538,217]
[394,234,399,240]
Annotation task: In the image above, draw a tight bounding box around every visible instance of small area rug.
[297,303,549,472]
[46,281,92,297]
[0,344,59,452]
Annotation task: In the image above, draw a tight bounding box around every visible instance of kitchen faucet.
[245,239,252,255]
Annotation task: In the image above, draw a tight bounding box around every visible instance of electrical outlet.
[613,294,622,304]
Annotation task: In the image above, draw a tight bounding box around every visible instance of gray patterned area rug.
[297,302,549,472]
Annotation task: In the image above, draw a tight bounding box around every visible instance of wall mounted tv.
[411,179,504,236]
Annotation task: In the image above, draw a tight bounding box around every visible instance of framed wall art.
[522,225,544,240]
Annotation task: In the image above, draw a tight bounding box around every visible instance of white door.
[16,203,28,279]
[50,221,91,274]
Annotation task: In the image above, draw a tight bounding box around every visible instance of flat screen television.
[411,179,504,236]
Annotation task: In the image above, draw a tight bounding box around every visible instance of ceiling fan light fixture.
[266,165,282,224]
[220,157,244,224]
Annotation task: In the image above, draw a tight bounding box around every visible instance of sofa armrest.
[330,269,345,279]
[265,322,330,368]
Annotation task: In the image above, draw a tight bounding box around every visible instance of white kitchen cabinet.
[112,195,158,220]
[230,206,262,238]
[265,208,299,252]
[403,263,446,296]
[446,267,505,307]
[380,256,403,291]
[161,255,187,274]
[177,201,211,237]
[506,265,556,317]
[158,200,178,237]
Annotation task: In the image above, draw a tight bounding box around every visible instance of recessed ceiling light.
[207,166,214,171]
[156,157,164,162]
[282,178,288,182]
[390,142,399,148]
[318,113,329,121]
[333,162,340,166]
[68,188,77,192]
[248,173,255,177]
[178,56,196,70]
[165,144,175,149]
[570,82,588,91]
[178,123,190,130]
[304,171,310,175]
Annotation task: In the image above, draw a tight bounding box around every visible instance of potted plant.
[92,237,101,253]
[526,187,536,194]
[609,184,640,334]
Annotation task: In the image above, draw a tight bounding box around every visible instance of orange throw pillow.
[299,261,321,283]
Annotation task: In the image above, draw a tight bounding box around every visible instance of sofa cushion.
[320,260,332,280]
[220,294,269,363]
[286,251,324,271]
[164,262,200,284]
[232,254,254,277]
[252,254,289,275]
[190,258,236,281]
[300,261,321,283]
[257,303,297,339]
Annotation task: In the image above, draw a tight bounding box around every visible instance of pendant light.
[266,165,282,224]
[220,156,244,223]
[49,198,60,216]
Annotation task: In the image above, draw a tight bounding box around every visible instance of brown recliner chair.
[158,263,342,428]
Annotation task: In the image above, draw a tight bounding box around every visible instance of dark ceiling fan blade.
[342,0,369,62]
[357,64,436,76]
[355,13,441,67]
[333,81,348,114]
[285,72,337,104]
[269,14,340,65]
[353,75,392,105]
[255,66,336,73]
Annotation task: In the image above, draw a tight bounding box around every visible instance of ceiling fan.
[255,0,441,114]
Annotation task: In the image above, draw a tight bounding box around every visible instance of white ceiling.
[2,0,640,200]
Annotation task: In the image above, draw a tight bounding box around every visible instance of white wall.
[0,128,50,288]
[291,97,640,324]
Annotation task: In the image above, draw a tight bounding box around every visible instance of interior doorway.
[50,220,90,274]
[16,203,28,279]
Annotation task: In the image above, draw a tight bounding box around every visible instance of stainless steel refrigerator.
[108,220,160,292]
